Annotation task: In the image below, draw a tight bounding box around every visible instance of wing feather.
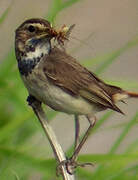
[42,47,123,113]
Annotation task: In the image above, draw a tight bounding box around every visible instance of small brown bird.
[15,18,138,172]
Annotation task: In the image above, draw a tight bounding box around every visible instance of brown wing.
[43,47,123,113]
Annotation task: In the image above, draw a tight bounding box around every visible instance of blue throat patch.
[18,56,41,76]
[18,39,51,76]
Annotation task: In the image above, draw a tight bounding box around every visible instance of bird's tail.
[112,91,138,103]
[126,91,138,98]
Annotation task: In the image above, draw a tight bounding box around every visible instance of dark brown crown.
[15,18,51,32]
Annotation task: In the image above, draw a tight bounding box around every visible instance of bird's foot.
[56,158,94,175]
[27,95,41,107]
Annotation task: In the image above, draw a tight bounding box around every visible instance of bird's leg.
[56,115,80,175]
[74,115,80,151]
[63,115,96,174]
[71,115,96,163]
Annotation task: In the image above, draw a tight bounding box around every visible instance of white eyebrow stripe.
[26,23,46,30]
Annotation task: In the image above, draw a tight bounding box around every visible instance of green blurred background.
[0,0,138,179]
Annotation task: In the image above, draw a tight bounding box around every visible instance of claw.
[27,95,36,105]
[56,159,76,176]
[56,158,94,176]
[56,160,68,176]
[27,95,41,107]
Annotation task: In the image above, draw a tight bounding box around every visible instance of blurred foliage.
[0,0,138,179]
[0,2,12,24]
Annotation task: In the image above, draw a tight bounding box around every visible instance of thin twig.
[29,99,75,180]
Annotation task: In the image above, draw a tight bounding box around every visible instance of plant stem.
[29,99,75,180]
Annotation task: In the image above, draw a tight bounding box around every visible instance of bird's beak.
[37,31,53,40]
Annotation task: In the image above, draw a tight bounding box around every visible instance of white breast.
[22,71,98,116]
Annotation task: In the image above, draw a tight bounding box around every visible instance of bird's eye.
[28,25,36,33]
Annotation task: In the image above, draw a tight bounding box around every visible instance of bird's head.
[15,18,53,60]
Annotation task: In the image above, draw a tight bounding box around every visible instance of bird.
[15,18,138,173]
